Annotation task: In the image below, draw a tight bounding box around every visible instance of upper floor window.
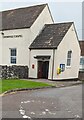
[10,48,17,64]
[67,50,72,66]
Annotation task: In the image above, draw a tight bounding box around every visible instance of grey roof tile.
[0,4,46,30]
[29,22,73,49]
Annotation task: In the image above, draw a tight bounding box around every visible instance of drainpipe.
[29,49,31,78]
[52,48,55,80]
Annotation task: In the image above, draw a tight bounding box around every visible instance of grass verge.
[0,79,53,94]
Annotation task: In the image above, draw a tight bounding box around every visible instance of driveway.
[2,85,82,119]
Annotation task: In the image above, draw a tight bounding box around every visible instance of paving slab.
[27,79,82,88]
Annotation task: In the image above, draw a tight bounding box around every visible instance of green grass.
[0,79,53,93]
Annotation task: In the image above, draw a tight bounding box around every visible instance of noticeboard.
[60,64,65,72]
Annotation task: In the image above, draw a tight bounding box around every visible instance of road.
[2,85,82,119]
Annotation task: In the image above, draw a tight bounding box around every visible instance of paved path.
[2,85,82,119]
[28,79,82,87]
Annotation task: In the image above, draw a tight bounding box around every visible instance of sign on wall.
[32,64,35,69]
[60,64,65,72]
[3,35,23,38]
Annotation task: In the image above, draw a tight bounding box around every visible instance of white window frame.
[10,48,17,64]
[66,50,72,67]
[80,56,84,65]
[80,56,84,71]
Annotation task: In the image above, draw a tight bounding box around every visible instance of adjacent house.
[0,4,80,80]
[79,41,84,80]
[79,41,84,71]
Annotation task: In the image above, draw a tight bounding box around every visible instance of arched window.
[67,50,72,66]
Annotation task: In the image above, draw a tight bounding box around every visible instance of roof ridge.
[1,3,47,30]
[45,22,73,26]
[1,3,47,12]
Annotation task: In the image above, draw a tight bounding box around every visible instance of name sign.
[3,35,22,38]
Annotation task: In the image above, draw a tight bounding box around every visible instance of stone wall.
[0,65,28,79]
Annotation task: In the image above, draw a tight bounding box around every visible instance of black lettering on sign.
[3,35,23,38]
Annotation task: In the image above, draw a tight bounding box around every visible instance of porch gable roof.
[29,22,73,49]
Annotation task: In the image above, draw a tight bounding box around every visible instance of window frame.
[10,48,17,64]
[66,50,72,67]
[80,56,84,71]
[80,56,84,65]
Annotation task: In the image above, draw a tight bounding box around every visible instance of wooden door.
[38,61,49,79]
[38,61,43,78]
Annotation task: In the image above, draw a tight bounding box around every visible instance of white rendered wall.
[29,24,80,80]
[2,29,30,66]
[1,4,53,66]
[30,5,53,45]
[53,24,80,80]
[29,49,54,79]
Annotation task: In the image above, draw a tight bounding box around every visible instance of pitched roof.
[0,4,47,30]
[29,22,73,49]
[79,41,84,56]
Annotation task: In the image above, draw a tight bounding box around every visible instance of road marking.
[48,111,56,115]
[19,109,25,115]
[23,115,31,119]
[31,112,35,115]
[74,115,80,118]
[42,111,46,115]
[45,109,49,112]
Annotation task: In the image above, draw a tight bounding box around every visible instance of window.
[80,56,84,65]
[10,48,17,64]
[67,50,72,66]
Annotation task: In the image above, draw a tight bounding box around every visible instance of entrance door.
[38,61,43,78]
[38,61,49,79]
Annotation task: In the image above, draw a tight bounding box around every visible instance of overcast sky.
[0,0,83,40]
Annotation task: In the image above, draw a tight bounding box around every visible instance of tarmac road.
[2,84,82,119]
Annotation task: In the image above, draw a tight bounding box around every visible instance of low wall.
[79,71,84,80]
[0,65,28,79]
